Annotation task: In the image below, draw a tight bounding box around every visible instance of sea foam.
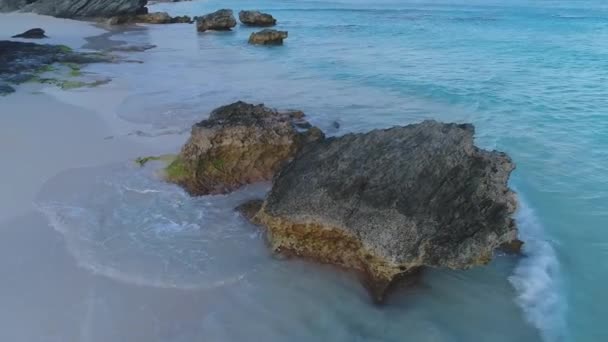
[509,196,567,342]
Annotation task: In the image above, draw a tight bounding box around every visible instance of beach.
[2,1,608,340]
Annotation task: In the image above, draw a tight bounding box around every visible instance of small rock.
[170,15,193,24]
[0,83,16,96]
[248,29,288,45]
[135,12,172,24]
[196,9,237,32]
[239,10,276,27]
[12,28,47,39]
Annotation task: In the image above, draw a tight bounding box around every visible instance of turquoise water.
[25,0,608,341]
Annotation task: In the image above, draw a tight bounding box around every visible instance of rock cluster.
[248,29,288,45]
[168,101,520,303]
[196,9,237,32]
[239,10,276,27]
[165,101,323,195]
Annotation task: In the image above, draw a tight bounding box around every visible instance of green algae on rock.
[0,41,113,92]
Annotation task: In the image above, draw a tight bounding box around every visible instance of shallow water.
[1,0,608,341]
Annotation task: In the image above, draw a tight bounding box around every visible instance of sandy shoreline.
[0,13,199,340]
[0,13,186,221]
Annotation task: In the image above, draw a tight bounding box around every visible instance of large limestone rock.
[251,120,518,302]
[0,0,147,18]
[166,101,323,196]
[239,10,276,26]
[248,29,288,45]
[196,9,236,32]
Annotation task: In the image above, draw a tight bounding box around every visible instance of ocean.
[2,0,607,341]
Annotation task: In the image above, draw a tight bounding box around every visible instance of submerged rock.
[239,10,276,27]
[250,120,518,303]
[0,0,148,18]
[105,43,157,52]
[196,9,237,32]
[12,28,47,39]
[0,40,112,91]
[248,29,288,45]
[166,101,323,196]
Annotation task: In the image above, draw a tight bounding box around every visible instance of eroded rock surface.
[0,0,148,18]
[239,10,276,27]
[251,120,519,302]
[166,101,323,196]
[196,9,236,32]
[248,29,288,45]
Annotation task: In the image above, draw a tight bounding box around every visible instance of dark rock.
[236,199,264,221]
[12,28,47,39]
[0,0,148,18]
[170,15,193,23]
[133,11,172,23]
[500,238,524,254]
[105,44,157,52]
[251,120,518,302]
[0,82,15,96]
[165,101,323,196]
[196,9,236,32]
[248,29,288,45]
[0,40,113,93]
[239,10,276,27]
[106,12,192,25]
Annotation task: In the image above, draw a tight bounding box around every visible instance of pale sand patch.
[0,14,186,222]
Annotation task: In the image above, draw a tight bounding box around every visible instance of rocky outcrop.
[12,28,47,39]
[165,101,323,196]
[248,29,288,45]
[248,120,518,303]
[239,10,276,27]
[107,12,192,25]
[196,9,237,32]
[0,0,148,18]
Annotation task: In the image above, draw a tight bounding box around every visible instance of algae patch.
[164,157,189,182]
[57,45,73,53]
